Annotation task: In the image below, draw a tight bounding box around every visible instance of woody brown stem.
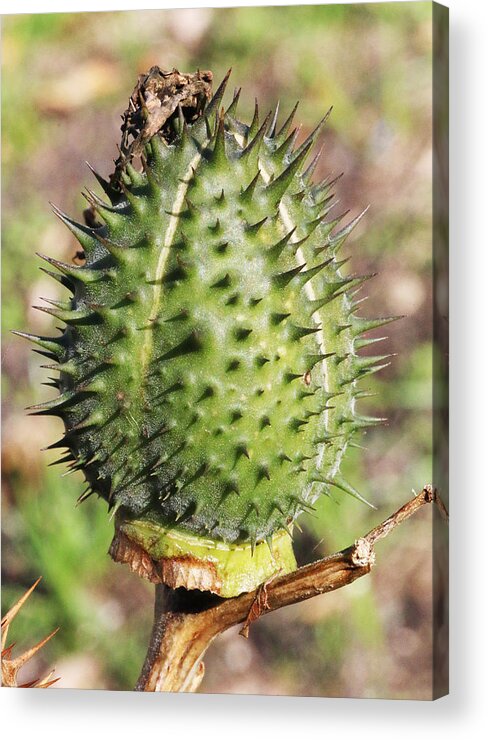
[131,484,447,692]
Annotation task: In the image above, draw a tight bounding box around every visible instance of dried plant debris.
[112,66,213,186]
[1,578,59,688]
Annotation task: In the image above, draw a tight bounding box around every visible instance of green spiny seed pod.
[17,68,397,597]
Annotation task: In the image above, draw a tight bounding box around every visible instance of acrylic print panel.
[1,1,448,698]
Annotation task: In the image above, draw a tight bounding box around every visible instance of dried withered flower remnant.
[1,578,59,688]
[17,67,398,598]
[112,66,213,184]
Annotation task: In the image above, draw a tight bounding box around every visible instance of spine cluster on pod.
[17,68,398,597]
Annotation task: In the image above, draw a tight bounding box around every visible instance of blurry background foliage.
[2,2,434,697]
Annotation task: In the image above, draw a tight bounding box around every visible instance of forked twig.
[134,484,447,692]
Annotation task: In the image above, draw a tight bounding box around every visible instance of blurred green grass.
[2,3,434,697]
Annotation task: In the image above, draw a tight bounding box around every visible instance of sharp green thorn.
[327,474,376,509]
[240,111,272,163]
[239,171,261,203]
[328,206,370,250]
[266,227,297,262]
[268,100,280,137]
[225,87,241,117]
[272,263,306,289]
[265,140,313,206]
[273,101,299,147]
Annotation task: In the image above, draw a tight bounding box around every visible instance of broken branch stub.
[125,485,448,692]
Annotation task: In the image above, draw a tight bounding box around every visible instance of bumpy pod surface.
[20,70,396,596]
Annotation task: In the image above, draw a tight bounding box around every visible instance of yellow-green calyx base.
[119,518,297,598]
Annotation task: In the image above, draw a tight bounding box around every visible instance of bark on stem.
[133,485,447,692]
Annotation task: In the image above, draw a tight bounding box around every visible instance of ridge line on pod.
[140,142,209,375]
[246,136,331,449]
